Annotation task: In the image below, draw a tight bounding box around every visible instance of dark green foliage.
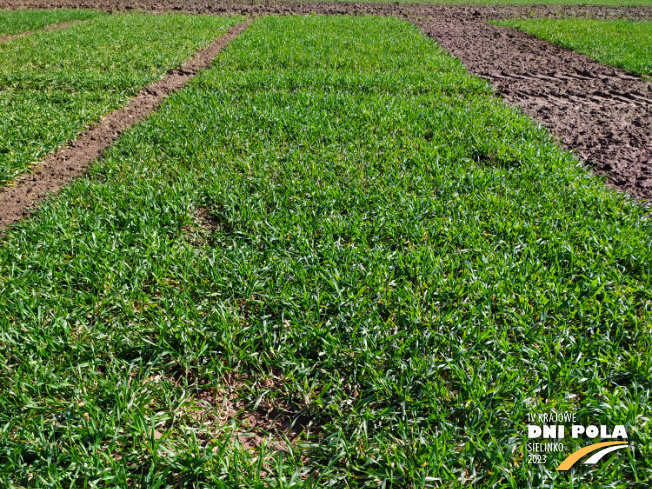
[0,8,102,36]
[0,13,241,184]
[0,15,650,488]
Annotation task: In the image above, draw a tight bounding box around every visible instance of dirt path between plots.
[0,19,252,230]
[2,1,652,20]
[0,19,80,44]
[417,19,652,202]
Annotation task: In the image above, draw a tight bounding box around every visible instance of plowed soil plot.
[417,17,652,201]
[4,0,652,18]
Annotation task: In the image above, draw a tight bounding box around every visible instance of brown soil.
[0,31,27,44]
[2,1,652,21]
[417,18,652,201]
[0,19,252,230]
[193,376,313,451]
[0,19,79,44]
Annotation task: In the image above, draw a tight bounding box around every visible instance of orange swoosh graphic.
[557,441,628,471]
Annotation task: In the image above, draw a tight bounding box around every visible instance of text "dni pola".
[528,425,628,439]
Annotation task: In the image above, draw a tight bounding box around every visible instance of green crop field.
[495,19,652,77]
[1,14,650,488]
[0,13,241,185]
[0,8,101,37]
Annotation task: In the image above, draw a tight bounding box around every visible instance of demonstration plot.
[1,14,651,488]
[0,8,101,37]
[495,18,652,77]
[422,17,652,200]
[0,13,240,185]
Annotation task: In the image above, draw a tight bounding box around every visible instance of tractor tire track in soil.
[0,19,80,44]
[416,18,652,202]
[0,18,252,231]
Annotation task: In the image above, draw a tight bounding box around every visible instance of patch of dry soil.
[193,377,313,451]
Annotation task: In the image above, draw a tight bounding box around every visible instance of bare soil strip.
[0,19,251,230]
[2,1,652,20]
[417,19,652,201]
[0,19,79,44]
